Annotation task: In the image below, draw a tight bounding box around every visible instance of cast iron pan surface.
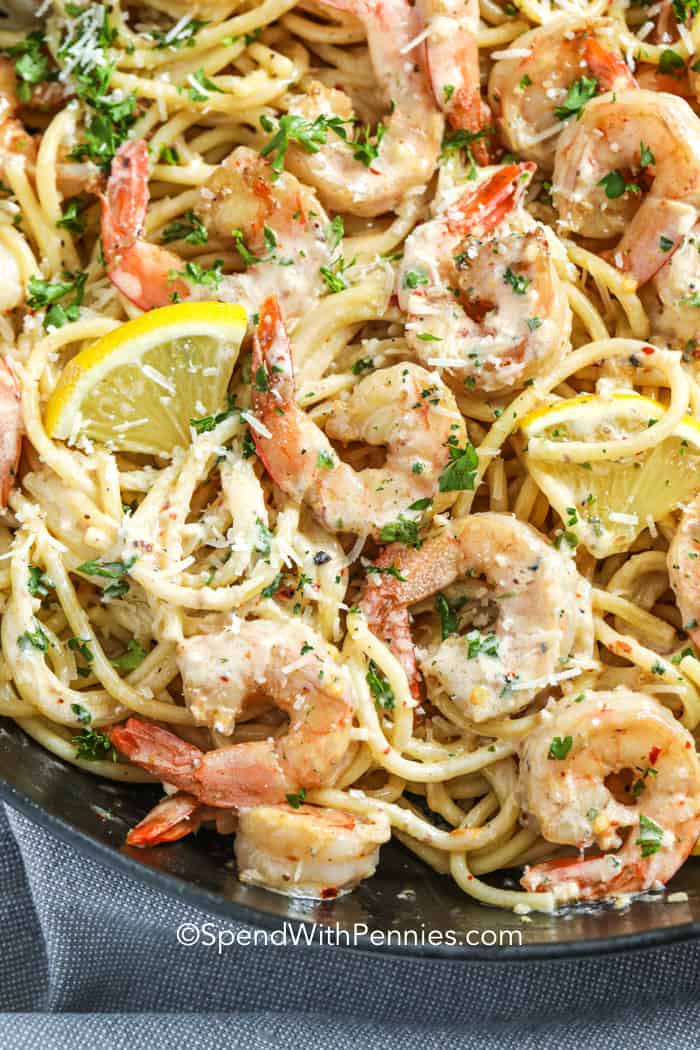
[1,717,699,960]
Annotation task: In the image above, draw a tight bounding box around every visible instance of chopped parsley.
[286,787,307,808]
[378,515,422,547]
[440,127,489,178]
[27,272,87,330]
[366,563,407,581]
[658,49,685,75]
[61,6,137,169]
[259,112,349,176]
[439,441,478,492]
[636,813,665,856]
[150,18,209,49]
[436,593,459,640]
[640,141,655,167]
[77,556,136,599]
[320,255,352,293]
[352,357,374,375]
[366,659,395,709]
[548,735,573,760]
[17,623,50,652]
[111,639,148,672]
[170,259,224,289]
[57,199,86,235]
[598,170,639,199]
[402,268,429,290]
[188,68,223,102]
[27,566,54,598]
[190,395,237,433]
[71,703,116,762]
[5,31,51,103]
[503,267,531,295]
[554,76,597,120]
[161,210,208,245]
[466,630,498,659]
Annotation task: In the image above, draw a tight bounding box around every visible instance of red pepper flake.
[641,346,655,355]
[616,641,632,655]
[321,887,339,899]
[649,745,661,765]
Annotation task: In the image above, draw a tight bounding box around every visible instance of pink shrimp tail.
[109,718,202,795]
[101,140,188,309]
[0,357,21,507]
[250,296,297,481]
[446,162,536,239]
[126,792,203,847]
[101,140,149,256]
[584,37,638,92]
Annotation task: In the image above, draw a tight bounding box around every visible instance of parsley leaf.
[378,516,422,547]
[111,639,148,672]
[636,813,665,856]
[260,112,349,176]
[27,272,87,330]
[188,68,223,102]
[554,76,597,120]
[548,735,573,760]
[436,593,458,639]
[56,200,86,235]
[466,630,498,659]
[659,49,685,75]
[27,566,54,598]
[598,170,639,200]
[366,659,395,709]
[161,210,208,245]
[503,267,531,295]
[286,787,307,808]
[439,441,478,492]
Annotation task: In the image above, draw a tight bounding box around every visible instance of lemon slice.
[45,302,247,456]
[520,393,700,558]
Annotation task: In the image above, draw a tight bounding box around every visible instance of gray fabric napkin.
[2,801,700,1046]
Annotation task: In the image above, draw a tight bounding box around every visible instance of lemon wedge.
[520,393,700,558]
[45,302,247,456]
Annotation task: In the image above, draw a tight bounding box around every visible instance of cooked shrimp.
[639,220,700,350]
[101,140,189,310]
[250,297,466,536]
[360,513,594,716]
[196,145,333,322]
[488,18,636,171]
[397,163,571,395]
[126,792,205,847]
[109,620,353,807]
[421,0,489,161]
[284,0,443,217]
[0,58,36,175]
[668,494,700,648]
[0,357,21,507]
[519,690,700,902]
[235,803,391,899]
[553,90,700,286]
[102,142,333,321]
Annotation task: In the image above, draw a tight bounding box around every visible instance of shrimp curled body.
[553,90,700,287]
[398,164,571,395]
[488,18,636,172]
[109,621,354,807]
[360,513,594,716]
[519,690,700,902]
[251,297,467,536]
[235,803,391,899]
